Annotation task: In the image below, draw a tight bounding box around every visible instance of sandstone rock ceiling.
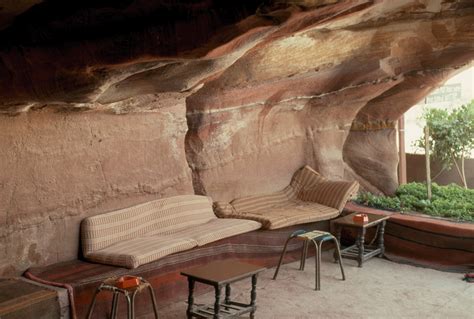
[0,0,473,195]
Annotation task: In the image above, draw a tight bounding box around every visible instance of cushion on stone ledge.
[81,195,215,256]
[299,180,359,211]
[212,165,358,229]
[85,235,197,269]
[176,218,262,246]
[228,200,339,229]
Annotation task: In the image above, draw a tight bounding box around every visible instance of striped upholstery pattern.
[81,195,215,255]
[231,187,295,214]
[231,201,339,229]
[85,236,197,269]
[299,180,359,211]
[81,195,262,268]
[173,218,262,246]
[214,165,359,229]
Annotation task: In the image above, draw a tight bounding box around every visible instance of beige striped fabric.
[86,235,197,269]
[299,181,359,211]
[290,165,327,197]
[81,194,263,268]
[81,195,215,255]
[223,200,338,229]
[230,186,296,214]
[173,218,262,246]
[213,165,359,229]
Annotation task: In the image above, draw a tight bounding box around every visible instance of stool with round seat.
[273,230,346,291]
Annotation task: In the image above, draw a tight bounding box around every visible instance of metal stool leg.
[146,283,160,318]
[299,240,309,271]
[110,291,119,319]
[317,240,324,291]
[273,230,305,280]
[86,286,102,319]
[311,239,320,291]
[332,236,346,281]
[125,294,133,319]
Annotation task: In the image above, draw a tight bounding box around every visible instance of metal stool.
[273,230,345,290]
[86,276,159,319]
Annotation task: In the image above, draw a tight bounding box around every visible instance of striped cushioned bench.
[81,195,261,268]
[214,165,359,229]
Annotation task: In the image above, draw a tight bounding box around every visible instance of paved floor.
[157,253,473,318]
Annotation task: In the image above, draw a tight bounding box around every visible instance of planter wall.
[345,202,474,272]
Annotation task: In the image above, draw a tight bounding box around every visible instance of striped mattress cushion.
[230,186,296,214]
[172,218,262,246]
[84,218,261,268]
[299,180,359,211]
[222,200,339,229]
[81,195,215,255]
[85,235,197,269]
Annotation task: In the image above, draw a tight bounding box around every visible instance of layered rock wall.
[0,105,192,275]
[0,0,473,275]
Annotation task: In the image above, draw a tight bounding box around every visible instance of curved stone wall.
[0,0,473,275]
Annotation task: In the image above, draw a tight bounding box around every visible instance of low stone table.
[181,260,265,319]
[332,212,390,267]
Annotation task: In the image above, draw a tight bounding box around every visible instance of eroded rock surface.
[0,0,473,275]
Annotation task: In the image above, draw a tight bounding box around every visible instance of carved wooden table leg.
[214,285,221,319]
[378,220,387,257]
[187,279,195,319]
[357,228,366,267]
[250,274,258,319]
[224,284,231,304]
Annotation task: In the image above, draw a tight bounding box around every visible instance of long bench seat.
[26,222,328,319]
[81,195,261,268]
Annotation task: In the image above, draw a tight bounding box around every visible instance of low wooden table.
[181,260,265,319]
[332,212,390,267]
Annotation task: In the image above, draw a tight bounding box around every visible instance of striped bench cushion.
[214,165,359,229]
[85,235,197,269]
[220,200,339,229]
[81,195,215,256]
[299,180,359,211]
[230,186,295,214]
[173,218,262,246]
[81,195,263,268]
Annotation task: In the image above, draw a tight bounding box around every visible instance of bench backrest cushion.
[299,180,359,211]
[228,165,327,214]
[81,195,215,256]
[290,165,327,197]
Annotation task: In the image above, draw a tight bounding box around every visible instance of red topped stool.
[86,276,159,319]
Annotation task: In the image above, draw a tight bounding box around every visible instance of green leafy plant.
[355,182,474,222]
[417,100,474,188]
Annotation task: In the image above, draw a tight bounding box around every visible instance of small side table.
[181,260,265,319]
[332,212,390,267]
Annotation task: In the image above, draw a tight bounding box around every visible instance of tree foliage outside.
[417,100,474,188]
[355,183,474,222]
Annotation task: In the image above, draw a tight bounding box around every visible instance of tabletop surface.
[181,260,265,284]
[333,212,390,228]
